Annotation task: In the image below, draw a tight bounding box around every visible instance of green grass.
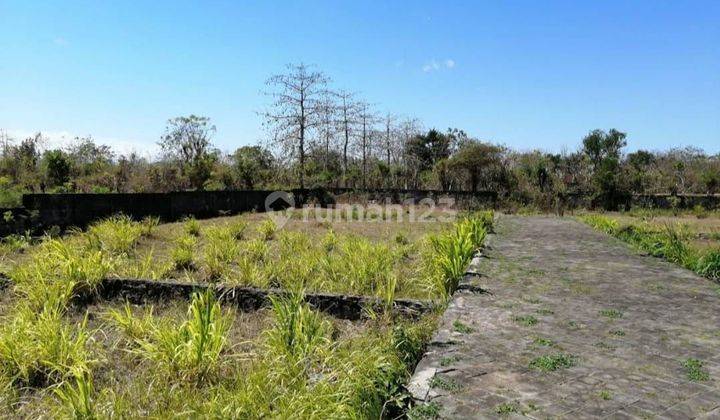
[439,355,461,367]
[683,358,710,381]
[408,401,441,419]
[598,390,612,400]
[513,315,538,326]
[495,402,519,415]
[452,320,474,334]
[0,210,494,417]
[529,353,577,372]
[600,309,624,320]
[609,329,626,336]
[428,375,462,392]
[531,336,556,347]
[581,214,720,281]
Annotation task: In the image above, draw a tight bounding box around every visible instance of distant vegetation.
[1,64,719,209]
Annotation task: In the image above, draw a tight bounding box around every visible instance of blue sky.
[1,0,718,157]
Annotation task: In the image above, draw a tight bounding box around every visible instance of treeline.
[1,64,719,209]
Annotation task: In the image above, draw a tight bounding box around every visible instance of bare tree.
[398,117,423,188]
[262,63,329,189]
[357,102,378,189]
[382,113,397,166]
[316,92,338,172]
[336,90,361,186]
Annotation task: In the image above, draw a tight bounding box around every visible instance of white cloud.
[422,60,440,72]
[422,58,456,72]
[52,37,69,47]
[5,129,159,159]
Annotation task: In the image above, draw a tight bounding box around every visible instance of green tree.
[582,129,628,209]
[448,140,504,192]
[232,146,274,189]
[159,115,217,190]
[42,149,71,188]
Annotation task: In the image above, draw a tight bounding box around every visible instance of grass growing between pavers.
[529,353,577,372]
[0,208,494,417]
[683,358,710,382]
[513,314,538,327]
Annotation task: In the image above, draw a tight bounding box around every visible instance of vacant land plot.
[0,206,492,417]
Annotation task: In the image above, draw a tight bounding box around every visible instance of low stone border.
[84,278,433,320]
[0,274,431,320]
[406,229,495,402]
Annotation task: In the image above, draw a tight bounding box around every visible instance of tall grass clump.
[421,213,491,300]
[258,219,277,241]
[54,368,95,419]
[86,215,146,255]
[227,220,248,240]
[0,306,91,387]
[171,234,197,270]
[267,293,330,359]
[203,226,241,281]
[112,290,233,383]
[183,217,201,237]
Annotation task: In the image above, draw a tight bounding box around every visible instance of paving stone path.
[410,215,720,419]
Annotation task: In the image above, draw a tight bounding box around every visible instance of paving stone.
[409,215,720,419]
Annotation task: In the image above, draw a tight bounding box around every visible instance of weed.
[598,390,612,400]
[267,292,329,359]
[428,375,462,392]
[452,320,473,334]
[529,353,577,372]
[439,355,461,367]
[227,220,248,240]
[203,226,240,281]
[609,329,626,337]
[514,315,538,327]
[531,336,555,347]
[140,216,160,237]
[683,358,710,381]
[535,308,554,315]
[695,250,720,280]
[394,232,409,245]
[407,401,441,419]
[600,309,623,319]
[495,402,519,414]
